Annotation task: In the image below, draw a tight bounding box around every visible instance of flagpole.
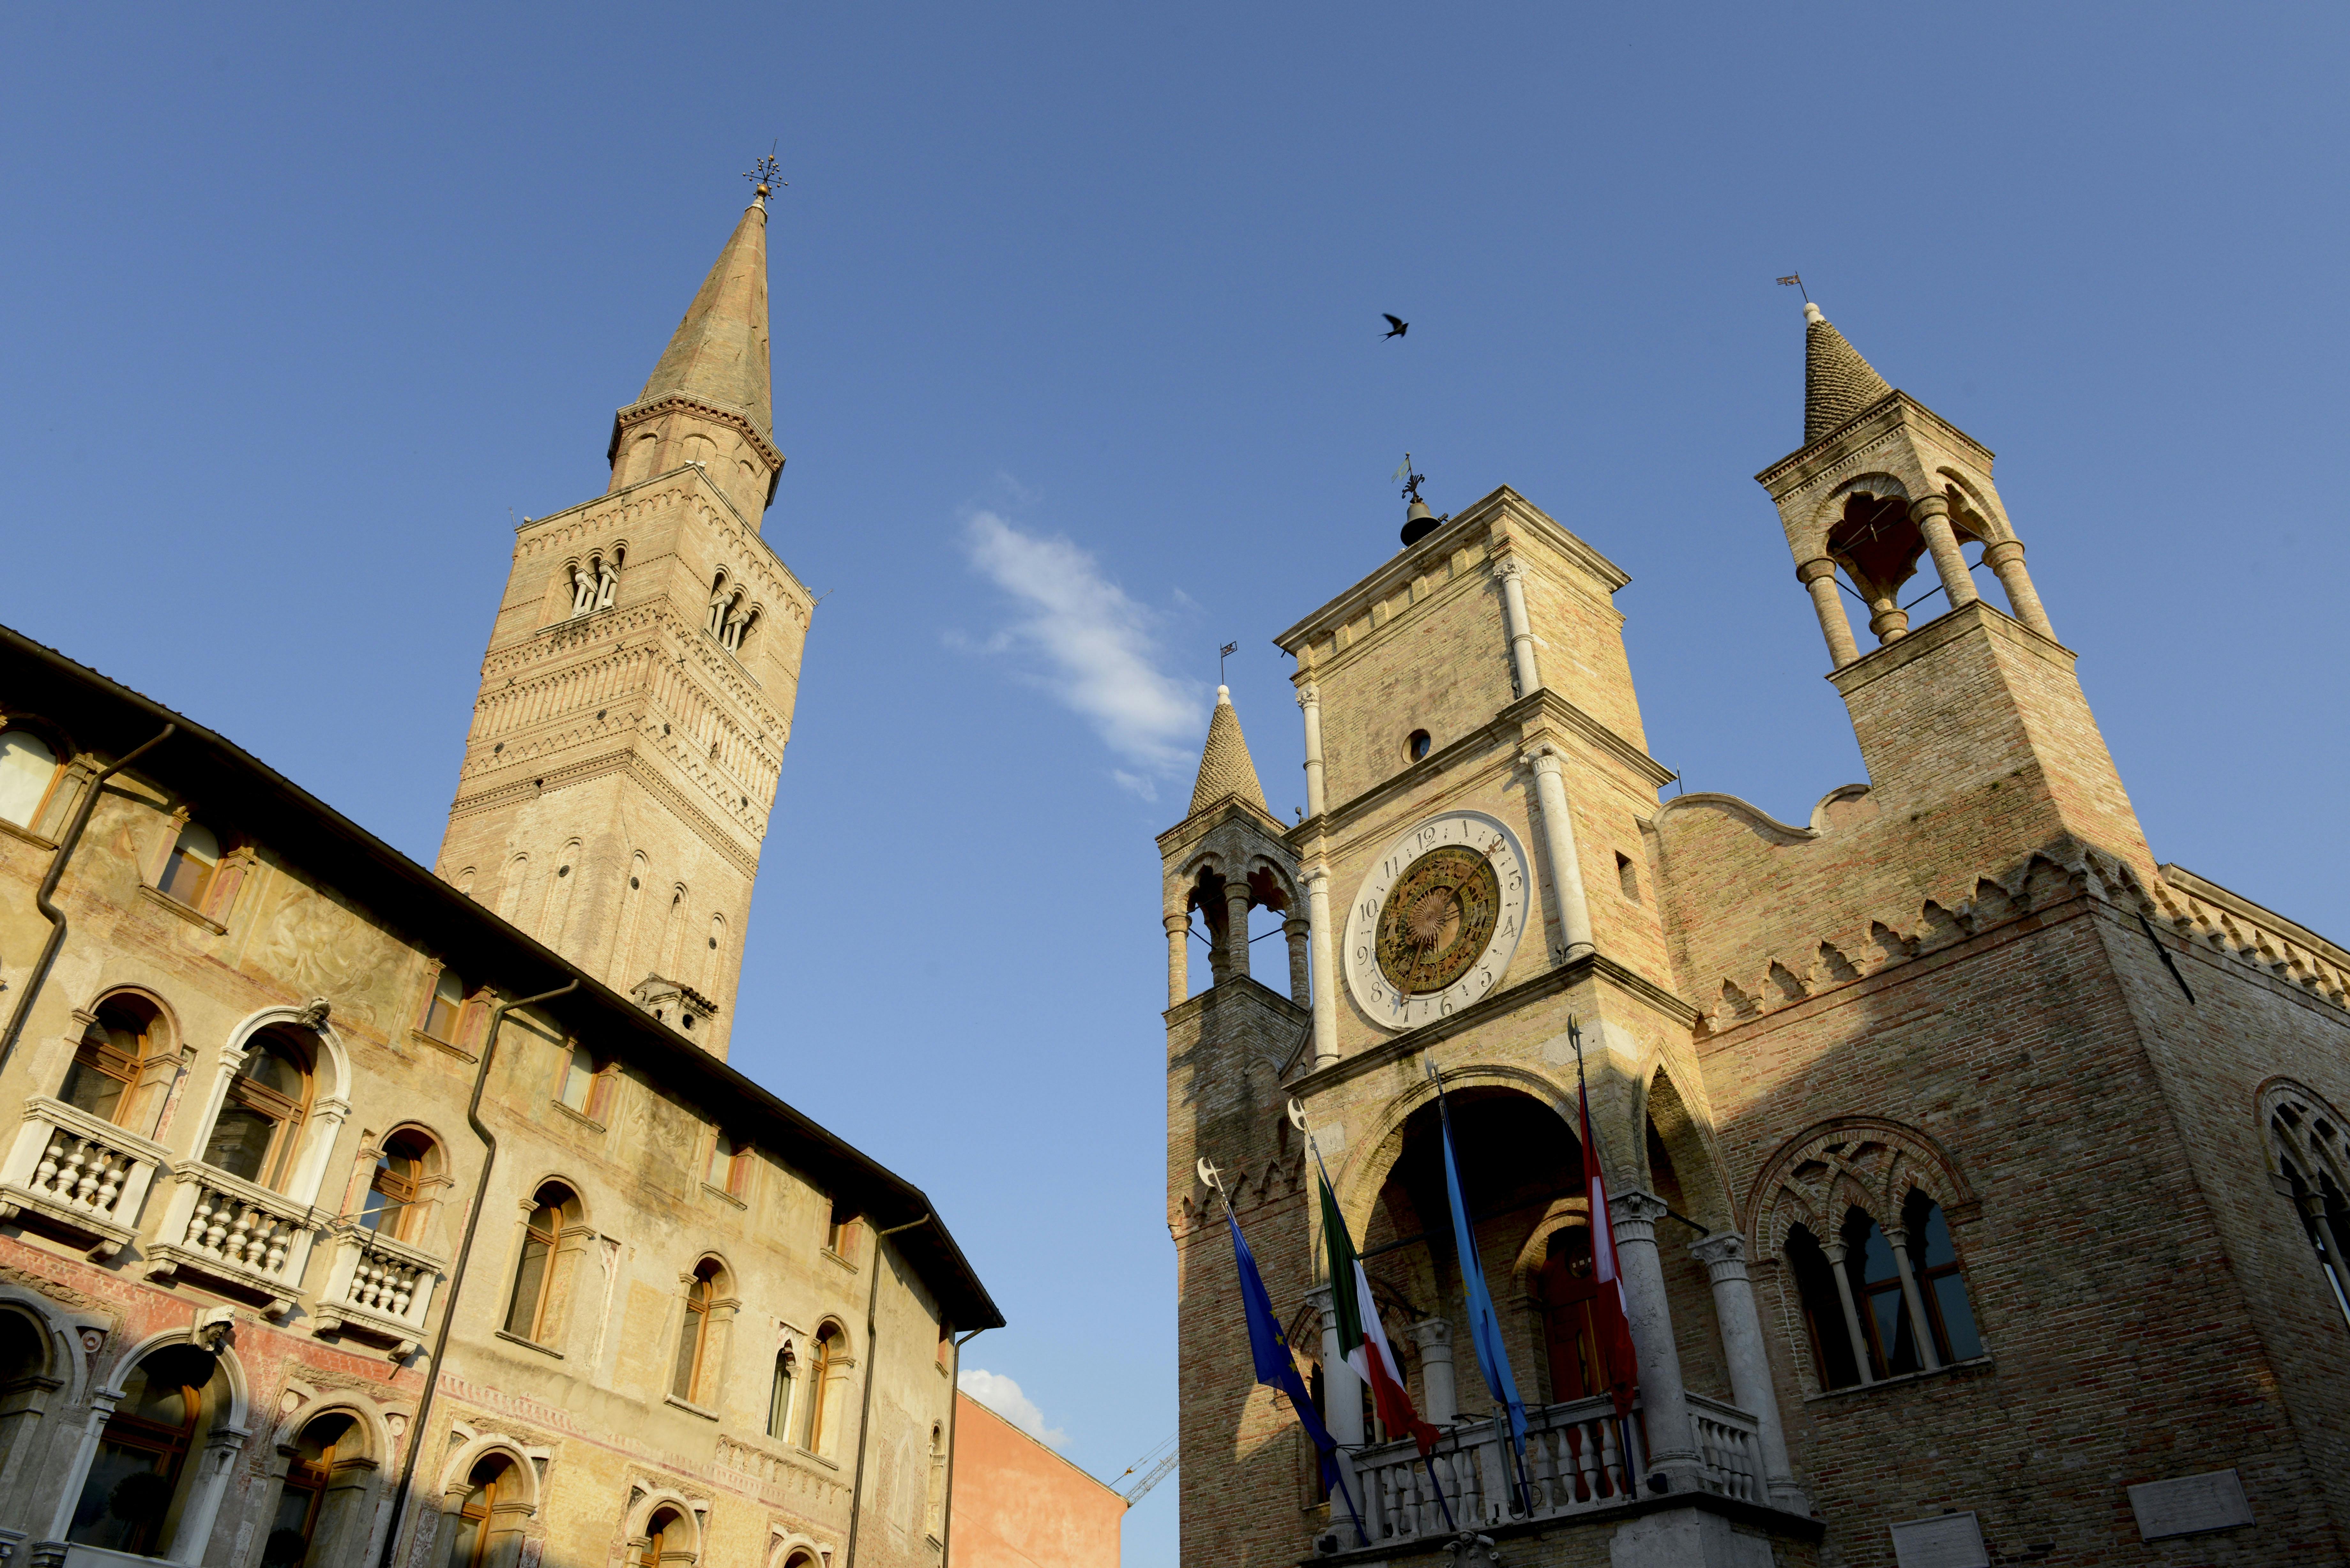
[1201,1157,1370,1547]
[1424,1060,1536,1519]
[1290,1099,1458,1535]
[1569,1016,1645,1498]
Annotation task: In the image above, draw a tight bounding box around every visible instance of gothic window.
[420,968,468,1044]
[569,549,624,618]
[202,1028,314,1189]
[264,1410,356,1565]
[65,1342,223,1554]
[60,993,166,1129]
[2264,1084,2350,1327]
[768,1347,796,1440]
[804,1322,844,1454]
[156,820,220,909]
[722,605,757,654]
[706,572,732,637]
[671,1261,724,1402]
[1844,1210,1918,1377]
[445,1453,514,1568]
[0,727,60,830]
[504,1181,580,1344]
[1906,1194,1983,1361]
[1783,1224,1860,1390]
[359,1128,440,1244]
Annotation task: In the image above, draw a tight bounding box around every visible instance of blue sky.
[6,7,2348,1565]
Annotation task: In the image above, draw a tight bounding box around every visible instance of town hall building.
[1159,304,2350,1565]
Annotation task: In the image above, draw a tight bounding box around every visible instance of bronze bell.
[1400,496,1440,546]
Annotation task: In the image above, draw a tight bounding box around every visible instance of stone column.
[165,1421,251,1564]
[1308,1280,1366,1522]
[1819,1239,1876,1385]
[1527,749,1595,961]
[1306,868,1339,1069]
[1284,916,1312,1005]
[1298,683,1327,819]
[1223,878,1254,988]
[1909,495,1978,612]
[1688,1234,1805,1513]
[1884,1225,1943,1371]
[1164,913,1189,1008]
[1797,558,1860,668]
[1981,538,2056,639]
[1494,560,1541,694]
[1607,1190,1702,1489]
[1405,1319,1458,1424]
[42,1386,124,1540]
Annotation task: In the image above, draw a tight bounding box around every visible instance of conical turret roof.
[1803,301,1893,445]
[1189,686,1269,817]
[638,196,773,440]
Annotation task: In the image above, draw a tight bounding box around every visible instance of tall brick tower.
[435,178,813,1057]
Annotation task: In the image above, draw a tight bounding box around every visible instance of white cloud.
[958,1368,1068,1448]
[959,512,1203,796]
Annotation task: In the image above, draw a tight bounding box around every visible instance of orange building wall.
[950,1391,1126,1568]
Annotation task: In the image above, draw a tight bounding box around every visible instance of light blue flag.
[1437,1089,1529,1454]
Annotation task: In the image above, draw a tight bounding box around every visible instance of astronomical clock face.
[1343,810,1531,1031]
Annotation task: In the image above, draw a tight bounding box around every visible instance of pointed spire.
[1190,686,1270,817]
[1803,300,1893,446]
[639,193,774,442]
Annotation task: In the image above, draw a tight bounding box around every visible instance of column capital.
[1164,912,1190,934]
[1608,1187,1670,1239]
[1296,683,1321,709]
[1981,538,2027,568]
[1303,864,1331,890]
[1794,555,1841,586]
[1688,1232,1750,1282]
[1282,915,1311,934]
[1524,745,1565,777]
[1404,1317,1452,1352]
[1304,1282,1338,1326]
[1489,555,1527,582]
[1907,492,1951,522]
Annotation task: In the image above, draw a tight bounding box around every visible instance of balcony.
[1351,1394,1764,1548]
[0,1097,169,1259]
[142,1162,323,1318]
[312,1224,444,1360]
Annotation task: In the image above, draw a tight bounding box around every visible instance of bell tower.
[434,177,814,1058]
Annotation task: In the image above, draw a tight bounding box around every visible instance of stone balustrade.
[0,1096,170,1259]
[1352,1393,1765,1547]
[313,1224,443,1360]
[142,1161,323,1317]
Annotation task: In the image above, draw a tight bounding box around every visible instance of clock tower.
[434,178,813,1058]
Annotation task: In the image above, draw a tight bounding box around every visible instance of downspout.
[938,1326,987,1568]
[843,1212,933,1568]
[0,723,175,1071]
[375,977,579,1568]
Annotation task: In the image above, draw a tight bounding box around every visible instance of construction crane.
[1114,1433,1178,1507]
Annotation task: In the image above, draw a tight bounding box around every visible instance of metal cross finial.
[745,144,787,199]
[1393,452,1426,505]
[1219,641,1239,684]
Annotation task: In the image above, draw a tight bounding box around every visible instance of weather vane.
[1776,272,1809,302]
[1219,640,1239,683]
[1393,452,1427,506]
[745,143,786,199]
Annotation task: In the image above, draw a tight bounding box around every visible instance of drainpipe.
[939,1326,988,1568]
[0,723,175,1072]
[844,1212,934,1568]
[375,977,579,1568]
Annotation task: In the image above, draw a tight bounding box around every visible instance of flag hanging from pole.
[1435,1087,1529,1452]
[1318,1166,1442,1456]
[1577,1078,1641,1419]
[1224,1207,1366,1543]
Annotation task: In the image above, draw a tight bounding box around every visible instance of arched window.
[0,1309,56,1490]
[804,1323,843,1453]
[421,969,467,1044]
[157,820,220,909]
[635,1506,687,1568]
[203,1028,314,1189]
[264,1410,356,1565]
[0,728,60,830]
[445,1453,512,1568]
[1904,1193,1983,1363]
[927,1421,946,1536]
[60,993,164,1128]
[1843,1210,1917,1378]
[1783,1224,1861,1390]
[504,1182,578,1344]
[66,1342,224,1553]
[360,1129,438,1243]
[767,1347,795,1441]
[671,1259,724,1403]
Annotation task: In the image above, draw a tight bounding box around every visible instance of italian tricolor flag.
[1579,1080,1641,1418]
[1319,1170,1443,1456]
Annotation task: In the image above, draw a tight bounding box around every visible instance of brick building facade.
[1160,305,2350,1566]
[0,180,1001,1568]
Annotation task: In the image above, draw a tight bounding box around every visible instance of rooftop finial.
[744,145,786,208]
[1395,452,1443,546]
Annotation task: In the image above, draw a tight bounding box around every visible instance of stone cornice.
[1285,951,1700,1097]
[1753,389,1995,496]
[609,392,784,471]
[518,468,807,609]
[1508,689,1677,789]
[1271,486,1630,655]
[1826,598,2073,700]
[1156,792,1295,859]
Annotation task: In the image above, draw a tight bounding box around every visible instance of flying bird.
[1382,313,1409,339]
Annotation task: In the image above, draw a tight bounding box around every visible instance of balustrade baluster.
[91,1153,122,1216]
[34,1132,67,1197]
[1599,1418,1625,1498]
[56,1140,90,1205]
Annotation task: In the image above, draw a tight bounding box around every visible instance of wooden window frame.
[503,1197,565,1344]
[671,1272,714,1402]
[804,1326,841,1453]
[360,1130,440,1245]
[448,1457,507,1568]
[552,1045,615,1122]
[418,967,470,1046]
[206,1033,314,1191]
[0,725,65,836]
[66,1354,208,1555]
[154,816,223,913]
